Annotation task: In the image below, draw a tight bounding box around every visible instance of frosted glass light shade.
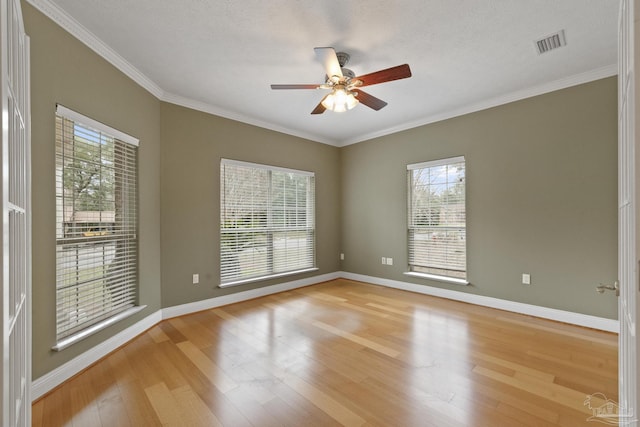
[322,88,359,112]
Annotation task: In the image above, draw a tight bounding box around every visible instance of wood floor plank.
[496,316,617,346]
[107,347,138,385]
[33,279,618,427]
[158,320,188,344]
[301,289,348,303]
[68,381,101,427]
[31,398,44,427]
[148,342,190,391]
[146,324,170,343]
[365,301,414,317]
[472,365,605,415]
[41,383,72,426]
[347,290,411,308]
[115,379,162,427]
[473,351,556,382]
[169,316,216,349]
[96,389,132,427]
[121,335,165,389]
[338,301,404,322]
[310,320,401,358]
[176,340,238,393]
[224,385,284,427]
[171,384,224,427]
[472,380,561,424]
[282,374,367,427]
[269,382,342,426]
[144,382,184,426]
[526,348,618,379]
[495,401,557,427]
[194,386,254,427]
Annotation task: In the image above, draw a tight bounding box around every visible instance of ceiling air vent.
[535,30,566,54]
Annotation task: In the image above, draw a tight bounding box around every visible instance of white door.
[0,0,31,425]
[618,0,638,425]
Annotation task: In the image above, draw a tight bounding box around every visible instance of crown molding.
[161,92,339,146]
[340,63,618,146]
[25,0,165,99]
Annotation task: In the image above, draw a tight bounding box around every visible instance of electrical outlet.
[340,253,344,260]
[522,273,531,285]
[387,258,393,266]
[193,273,199,284]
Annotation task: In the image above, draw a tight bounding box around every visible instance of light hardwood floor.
[32,279,618,427]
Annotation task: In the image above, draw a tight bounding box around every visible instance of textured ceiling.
[31,0,618,146]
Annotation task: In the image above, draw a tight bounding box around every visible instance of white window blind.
[408,156,466,279]
[220,159,315,285]
[55,105,138,341]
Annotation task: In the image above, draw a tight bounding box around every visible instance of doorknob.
[596,280,619,297]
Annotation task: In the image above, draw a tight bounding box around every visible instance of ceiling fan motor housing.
[335,51,350,67]
[341,68,356,79]
[324,67,355,84]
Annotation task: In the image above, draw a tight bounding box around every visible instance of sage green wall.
[24,3,162,379]
[341,77,618,319]
[159,103,341,307]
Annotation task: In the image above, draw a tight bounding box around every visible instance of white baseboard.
[339,272,619,333]
[161,271,341,320]
[31,309,163,401]
[32,269,618,401]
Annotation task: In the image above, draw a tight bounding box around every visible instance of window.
[55,105,138,346]
[407,156,466,282]
[220,159,315,286]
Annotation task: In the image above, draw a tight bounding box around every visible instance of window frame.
[219,158,317,287]
[53,105,144,351]
[405,156,468,285]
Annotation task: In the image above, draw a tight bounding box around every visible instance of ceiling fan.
[270,47,412,114]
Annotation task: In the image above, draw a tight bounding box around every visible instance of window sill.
[52,305,147,352]
[403,272,469,286]
[219,267,319,288]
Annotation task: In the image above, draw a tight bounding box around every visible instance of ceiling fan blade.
[352,89,388,111]
[314,47,343,79]
[311,95,329,114]
[354,64,412,87]
[271,84,321,90]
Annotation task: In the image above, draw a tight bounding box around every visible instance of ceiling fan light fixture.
[270,47,411,114]
[322,86,359,112]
